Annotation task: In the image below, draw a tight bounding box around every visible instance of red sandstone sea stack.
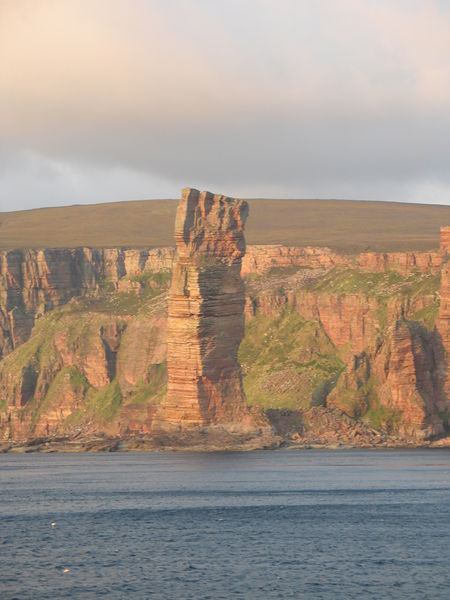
[154,188,267,433]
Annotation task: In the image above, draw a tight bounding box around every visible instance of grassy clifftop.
[2,198,450,252]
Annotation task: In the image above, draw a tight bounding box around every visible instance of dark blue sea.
[1,449,449,599]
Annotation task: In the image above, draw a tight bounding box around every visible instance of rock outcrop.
[327,319,443,439]
[358,251,442,274]
[155,188,262,431]
[241,245,350,275]
[0,247,174,360]
[378,320,441,438]
[0,293,168,442]
[246,286,436,360]
[440,226,450,254]
[243,244,447,439]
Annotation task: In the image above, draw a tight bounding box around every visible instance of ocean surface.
[1,449,449,600]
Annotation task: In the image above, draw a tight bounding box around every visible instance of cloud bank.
[1,0,450,210]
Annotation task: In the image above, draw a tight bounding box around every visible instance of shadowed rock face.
[155,188,252,428]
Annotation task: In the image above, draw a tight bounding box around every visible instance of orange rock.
[440,227,450,255]
[242,245,349,276]
[379,321,438,437]
[155,188,262,430]
[358,251,442,274]
[0,247,175,360]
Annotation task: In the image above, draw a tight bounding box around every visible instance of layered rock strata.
[0,297,168,441]
[0,247,174,359]
[379,320,440,438]
[326,320,443,439]
[358,251,442,274]
[2,219,450,446]
[155,188,258,429]
[241,245,350,275]
[440,226,450,254]
[1,242,445,361]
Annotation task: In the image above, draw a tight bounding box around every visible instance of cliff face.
[243,246,446,277]
[0,279,168,442]
[0,247,174,360]
[243,262,445,439]
[242,245,350,275]
[246,273,437,357]
[0,245,344,359]
[0,248,99,359]
[1,222,450,446]
[1,243,439,361]
[326,320,442,440]
[155,188,258,430]
[378,321,441,438]
[358,251,442,274]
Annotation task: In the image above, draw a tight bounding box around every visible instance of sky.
[1,0,450,211]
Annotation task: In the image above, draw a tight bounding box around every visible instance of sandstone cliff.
[243,261,445,439]
[1,220,450,448]
[0,247,174,360]
[0,272,169,442]
[358,251,442,274]
[242,245,350,275]
[1,242,440,362]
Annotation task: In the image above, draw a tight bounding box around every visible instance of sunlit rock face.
[440,226,450,255]
[155,188,253,429]
[0,247,175,361]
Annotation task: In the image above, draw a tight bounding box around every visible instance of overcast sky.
[1,0,450,211]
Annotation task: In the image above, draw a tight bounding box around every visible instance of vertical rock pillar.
[155,188,252,429]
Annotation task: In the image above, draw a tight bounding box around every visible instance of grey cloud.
[1,0,450,210]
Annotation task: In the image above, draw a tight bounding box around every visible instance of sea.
[0,449,449,599]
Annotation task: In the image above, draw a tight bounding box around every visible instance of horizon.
[4,194,450,215]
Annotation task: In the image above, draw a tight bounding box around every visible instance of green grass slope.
[239,309,345,410]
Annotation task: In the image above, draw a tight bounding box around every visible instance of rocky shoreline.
[2,431,449,454]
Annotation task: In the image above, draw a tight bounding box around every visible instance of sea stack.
[154,188,257,430]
